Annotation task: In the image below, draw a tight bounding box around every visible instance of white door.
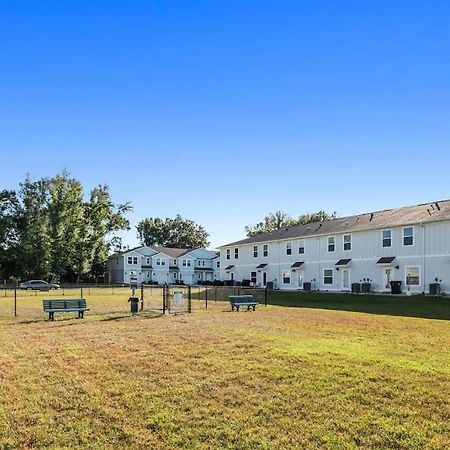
[383,267,393,290]
[297,270,304,289]
[342,269,350,290]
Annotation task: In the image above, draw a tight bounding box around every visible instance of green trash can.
[128,297,139,314]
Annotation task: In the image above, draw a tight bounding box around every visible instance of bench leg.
[49,312,54,321]
[252,305,256,311]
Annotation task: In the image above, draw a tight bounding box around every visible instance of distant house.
[106,246,220,285]
[218,200,450,294]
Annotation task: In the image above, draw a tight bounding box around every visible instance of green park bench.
[43,299,89,321]
[228,295,258,312]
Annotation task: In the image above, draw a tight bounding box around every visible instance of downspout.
[421,223,426,294]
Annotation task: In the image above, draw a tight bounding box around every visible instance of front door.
[262,272,267,286]
[383,267,393,290]
[341,268,350,290]
[297,270,304,289]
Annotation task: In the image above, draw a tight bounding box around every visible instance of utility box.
[174,291,183,306]
[361,282,371,293]
[351,283,361,293]
[303,282,312,291]
[390,281,402,295]
[128,297,139,314]
[429,283,441,296]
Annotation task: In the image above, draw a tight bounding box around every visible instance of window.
[161,259,166,266]
[253,245,258,258]
[323,269,333,285]
[250,272,257,284]
[226,249,230,260]
[127,256,133,264]
[298,240,305,254]
[187,260,191,267]
[343,234,351,251]
[282,271,291,284]
[182,259,187,267]
[406,266,420,285]
[328,237,335,252]
[173,272,177,279]
[403,227,414,246]
[173,259,177,266]
[133,257,138,264]
[286,242,292,255]
[146,258,150,264]
[202,260,205,266]
[382,230,392,248]
[263,244,268,257]
[147,271,151,278]
[216,261,220,268]
[234,248,239,259]
[156,258,161,266]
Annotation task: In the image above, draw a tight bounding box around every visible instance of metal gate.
[163,284,192,314]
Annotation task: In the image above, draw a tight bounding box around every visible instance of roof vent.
[430,203,435,211]
[306,226,311,230]
[436,202,441,211]
[369,213,374,222]
[427,208,432,216]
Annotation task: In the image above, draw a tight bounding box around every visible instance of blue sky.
[1,1,449,249]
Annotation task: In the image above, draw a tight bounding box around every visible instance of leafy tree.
[137,214,210,248]
[0,190,20,279]
[245,210,337,237]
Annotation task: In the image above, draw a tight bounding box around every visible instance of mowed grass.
[0,293,449,449]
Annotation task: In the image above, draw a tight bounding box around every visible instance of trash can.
[361,282,371,293]
[351,283,361,293]
[303,282,311,291]
[429,283,441,296]
[128,297,139,313]
[390,281,402,295]
[266,281,274,290]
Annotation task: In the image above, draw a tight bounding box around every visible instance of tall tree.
[245,210,337,237]
[0,190,20,279]
[137,214,210,248]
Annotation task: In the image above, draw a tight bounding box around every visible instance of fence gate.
[163,285,192,314]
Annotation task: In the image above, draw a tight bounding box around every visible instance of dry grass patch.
[0,301,449,449]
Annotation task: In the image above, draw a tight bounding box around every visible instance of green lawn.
[0,292,449,449]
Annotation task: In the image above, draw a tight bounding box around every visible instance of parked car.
[19,280,60,291]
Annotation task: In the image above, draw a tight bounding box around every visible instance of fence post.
[265,287,268,307]
[81,286,83,299]
[140,284,144,311]
[162,285,166,314]
[14,289,17,317]
[215,286,217,303]
[188,285,192,313]
[205,285,208,309]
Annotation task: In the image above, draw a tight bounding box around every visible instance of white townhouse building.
[218,200,450,294]
[107,246,220,285]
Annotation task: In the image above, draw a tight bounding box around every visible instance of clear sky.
[1,1,449,249]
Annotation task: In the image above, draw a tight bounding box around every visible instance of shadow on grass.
[266,291,450,320]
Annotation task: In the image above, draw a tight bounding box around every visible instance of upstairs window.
[263,244,269,257]
[234,248,239,259]
[286,242,292,255]
[403,227,414,246]
[127,256,133,264]
[298,240,305,254]
[156,258,161,266]
[216,261,220,268]
[253,245,258,258]
[226,249,230,260]
[382,230,392,248]
[328,237,335,252]
[182,259,187,267]
[343,234,351,251]
[187,260,191,267]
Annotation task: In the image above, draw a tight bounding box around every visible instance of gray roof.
[220,200,450,247]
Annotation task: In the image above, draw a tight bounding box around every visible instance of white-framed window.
[147,271,151,278]
[133,257,138,264]
[146,258,150,264]
[403,227,414,246]
[327,237,335,252]
[161,259,166,266]
[405,266,420,286]
[253,245,258,258]
[187,259,191,267]
[323,269,333,285]
[343,234,351,251]
[226,249,230,260]
[216,261,220,268]
[173,272,177,279]
[286,242,292,255]
[182,259,187,267]
[173,259,177,266]
[282,271,291,285]
[298,240,305,254]
[202,260,205,266]
[382,229,392,248]
[250,272,257,284]
[127,256,133,264]
[234,248,239,259]
[263,244,268,257]
[156,258,161,266]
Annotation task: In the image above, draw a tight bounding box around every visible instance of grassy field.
[0,291,449,449]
